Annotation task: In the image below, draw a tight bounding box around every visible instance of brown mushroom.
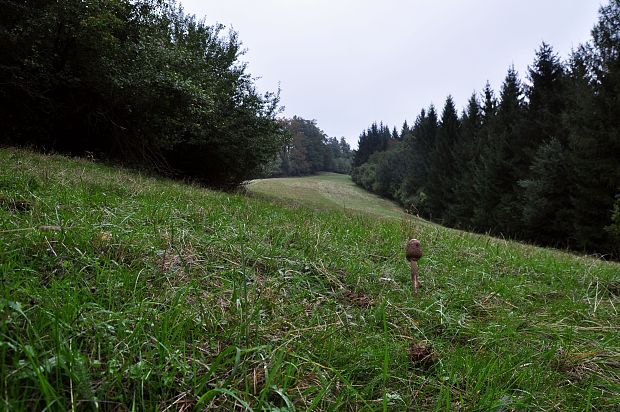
[405,239,423,293]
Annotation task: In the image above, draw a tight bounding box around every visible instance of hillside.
[246,173,406,219]
[1,148,619,410]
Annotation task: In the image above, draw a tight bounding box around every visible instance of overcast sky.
[179,1,602,148]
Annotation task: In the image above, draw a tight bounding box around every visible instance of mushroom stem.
[410,260,419,293]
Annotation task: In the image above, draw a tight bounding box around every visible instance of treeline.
[0,0,286,187]
[352,1,620,257]
[269,117,353,176]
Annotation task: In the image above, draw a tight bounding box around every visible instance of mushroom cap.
[405,238,423,261]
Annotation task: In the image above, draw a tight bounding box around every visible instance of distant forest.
[268,117,353,177]
[352,0,620,257]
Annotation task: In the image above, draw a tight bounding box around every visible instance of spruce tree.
[491,67,525,234]
[564,1,620,254]
[525,43,567,146]
[450,93,482,227]
[400,106,438,215]
[427,96,460,220]
[471,83,499,229]
[392,126,400,141]
[400,120,411,140]
[520,43,571,239]
[519,138,573,245]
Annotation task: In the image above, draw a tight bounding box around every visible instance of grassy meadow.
[1,148,619,410]
[246,174,406,219]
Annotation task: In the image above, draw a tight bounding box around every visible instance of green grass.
[1,148,619,411]
[246,173,407,219]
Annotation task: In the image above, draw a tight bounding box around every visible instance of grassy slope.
[1,149,619,411]
[246,173,406,219]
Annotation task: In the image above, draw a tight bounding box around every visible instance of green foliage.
[525,42,567,150]
[482,66,526,234]
[426,96,460,219]
[367,146,408,200]
[565,1,620,254]
[516,44,571,243]
[353,122,394,167]
[449,93,482,227]
[270,117,352,177]
[399,106,439,214]
[350,159,378,192]
[0,0,285,187]
[351,122,411,203]
[519,138,573,244]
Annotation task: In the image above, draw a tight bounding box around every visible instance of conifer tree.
[525,43,567,146]
[400,106,438,215]
[353,122,394,167]
[427,96,460,220]
[450,93,482,227]
[488,67,525,233]
[520,138,573,245]
[471,83,499,229]
[392,126,400,141]
[520,43,571,239]
[400,120,411,140]
[564,1,620,253]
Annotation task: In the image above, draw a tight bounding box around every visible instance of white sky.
[179,0,602,148]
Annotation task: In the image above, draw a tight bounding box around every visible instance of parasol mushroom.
[405,239,423,293]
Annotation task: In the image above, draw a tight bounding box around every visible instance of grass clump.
[1,148,619,410]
